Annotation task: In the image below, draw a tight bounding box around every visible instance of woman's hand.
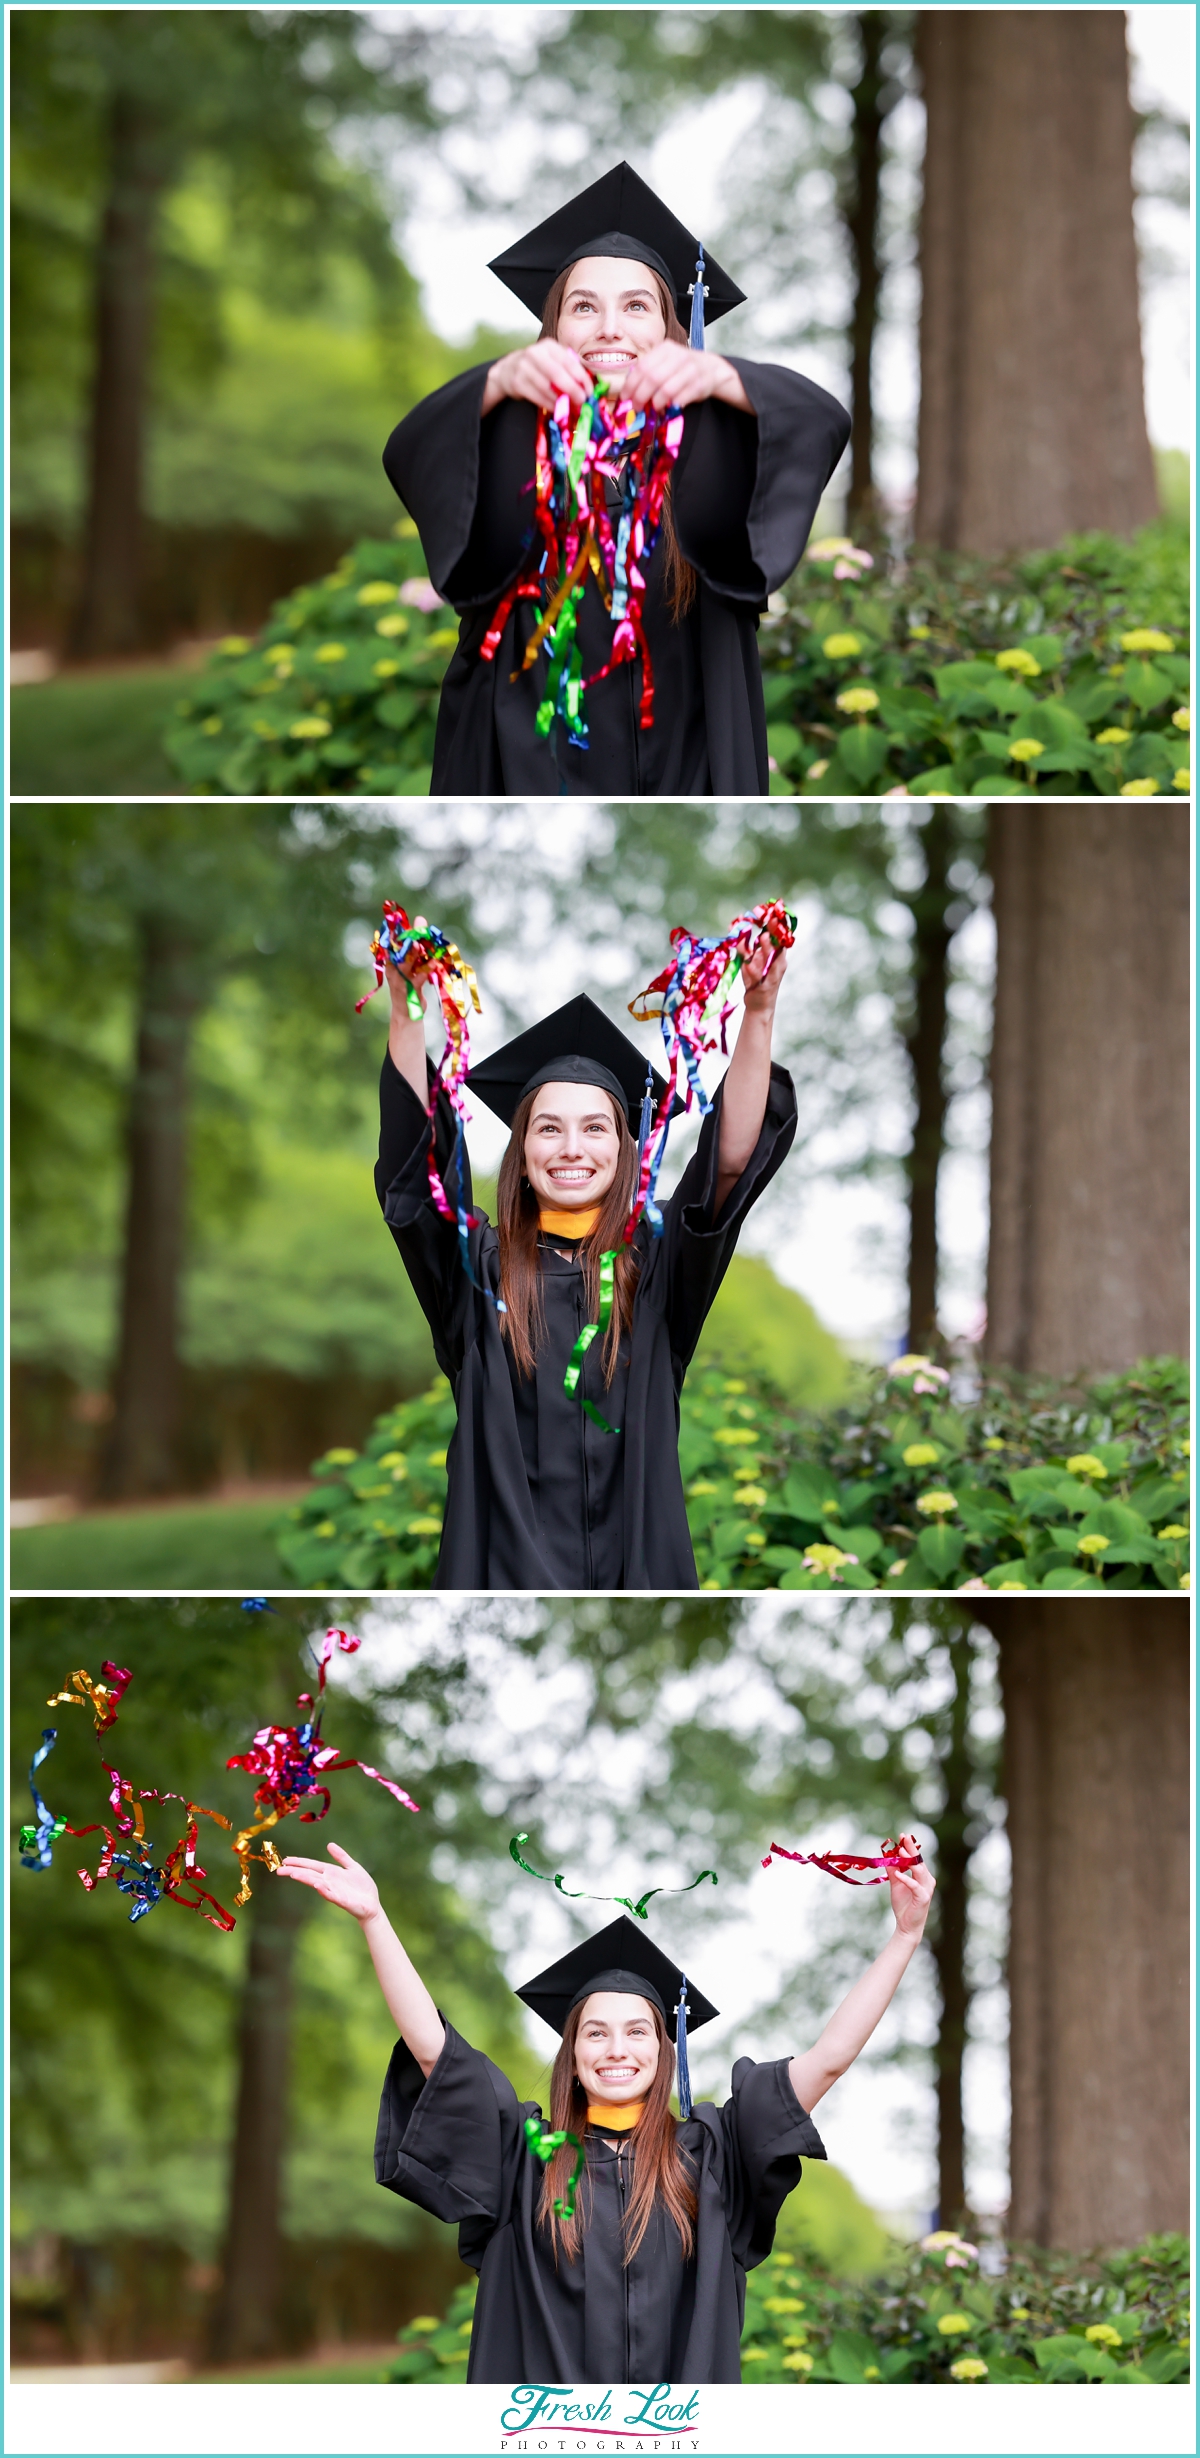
[482,340,591,416]
[622,345,754,416]
[278,1840,381,1924]
[740,932,788,1017]
[386,945,438,1019]
[889,1837,935,1939]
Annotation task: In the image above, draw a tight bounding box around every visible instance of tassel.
[687,246,707,351]
[676,1975,693,2120]
[636,1065,655,1167]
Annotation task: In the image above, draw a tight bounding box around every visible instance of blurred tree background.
[12,1593,1187,2374]
[9,7,1188,790]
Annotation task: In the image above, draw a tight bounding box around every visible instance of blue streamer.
[19,1729,67,1870]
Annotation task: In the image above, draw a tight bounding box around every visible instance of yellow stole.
[586,2100,645,2131]
[539,1205,602,1241]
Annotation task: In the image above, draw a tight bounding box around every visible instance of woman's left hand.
[741,933,788,1017]
[889,1837,935,1937]
[622,344,753,415]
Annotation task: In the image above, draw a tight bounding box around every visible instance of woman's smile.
[524,1080,623,1209]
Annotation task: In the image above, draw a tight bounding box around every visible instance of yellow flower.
[886,1558,907,1575]
[807,534,853,557]
[982,1436,1006,1451]
[251,720,280,740]
[393,514,419,538]
[1095,726,1132,745]
[743,1528,767,1548]
[820,632,864,657]
[407,2315,441,2334]
[324,1448,358,1465]
[996,1579,1028,1590]
[820,1497,841,1515]
[201,717,223,736]
[289,716,332,739]
[782,2351,814,2372]
[1066,1454,1107,1478]
[722,1379,748,1393]
[903,1442,940,1466]
[937,2314,972,2335]
[1076,1533,1111,1555]
[909,623,931,639]
[1180,1573,1190,1589]
[733,1486,769,1507]
[313,1519,337,1539]
[1120,778,1159,795]
[862,2365,880,2379]
[1008,737,1044,762]
[427,1449,448,1467]
[714,1426,757,1445]
[742,2346,768,2361]
[763,2297,806,2314]
[429,627,460,649]
[407,1516,443,1536]
[1010,2308,1031,2322]
[1084,2324,1123,2348]
[263,642,295,665]
[314,641,348,662]
[995,647,1042,675]
[1172,707,1190,731]
[689,1479,719,1496]
[1159,1525,1189,1541]
[358,581,400,605]
[218,635,251,656]
[1173,770,1190,793]
[375,613,409,638]
[1183,1440,1191,1456]
[373,659,401,678]
[836,685,880,714]
[950,2357,988,2380]
[803,1543,857,1574]
[733,1462,762,1480]
[1119,628,1174,652]
[916,1489,958,1516]
[806,759,829,779]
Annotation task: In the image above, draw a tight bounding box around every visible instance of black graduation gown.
[382,359,850,795]
[374,2020,827,2384]
[374,1051,797,1590]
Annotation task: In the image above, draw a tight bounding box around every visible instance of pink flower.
[399,578,445,612]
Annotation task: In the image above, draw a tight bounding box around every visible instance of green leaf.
[933,660,998,700]
[780,1465,842,1520]
[375,687,422,731]
[915,1522,966,1579]
[1123,660,1172,712]
[906,764,961,794]
[1019,633,1065,668]
[835,722,889,786]
[766,721,803,769]
[838,1523,883,1564]
[827,2329,880,2383]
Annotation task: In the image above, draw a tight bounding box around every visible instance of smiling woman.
[382,161,850,794]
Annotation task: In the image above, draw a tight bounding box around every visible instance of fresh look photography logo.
[500,2382,701,2449]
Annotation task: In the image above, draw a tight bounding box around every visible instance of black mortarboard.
[515,1914,719,2039]
[465,993,684,1136]
[488,160,745,334]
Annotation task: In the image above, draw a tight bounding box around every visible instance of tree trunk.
[973,1597,1189,2247]
[985,805,1188,1375]
[914,10,1157,551]
[903,808,953,1348]
[844,14,886,529]
[207,1871,305,2364]
[929,1626,970,2227]
[68,86,165,660]
[97,915,200,1497]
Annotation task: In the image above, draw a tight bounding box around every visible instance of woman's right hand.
[277,1840,382,1924]
[482,340,591,416]
[386,946,438,1018]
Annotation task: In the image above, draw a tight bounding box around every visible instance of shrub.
[162,524,455,795]
[274,1355,1189,1593]
[760,523,1190,799]
[381,2232,1190,2385]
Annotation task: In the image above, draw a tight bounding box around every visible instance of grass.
[10,666,188,795]
[10,1497,301,1591]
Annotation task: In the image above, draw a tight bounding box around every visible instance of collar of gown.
[538,1204,602,1240]
[586,2099,645,2131]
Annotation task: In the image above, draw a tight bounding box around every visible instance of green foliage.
[384,2227,1190,2387]
[164,532,456,795]
[760,524,1191,799]
[279,1357,1189,1593]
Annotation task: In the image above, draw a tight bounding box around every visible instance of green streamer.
[563,1247,621,1434]
[524,2114,585,2218]
[510,1833,718,1923]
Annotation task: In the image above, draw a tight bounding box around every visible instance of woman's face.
[523,1081,623,1210]
[556,255,669,395]
[573,1992,660,2104]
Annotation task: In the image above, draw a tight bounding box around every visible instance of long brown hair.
[496,1085,640,1385]
[538,1999,698,2265]
[540,261,697,620]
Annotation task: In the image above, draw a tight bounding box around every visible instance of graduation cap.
[516,1912,718,2120]
[488,161,745,348]
[465,993,685,1143]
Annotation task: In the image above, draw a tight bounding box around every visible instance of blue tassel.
[676,1976,693,2120]
[636,1066,655,1167]
[687,246,707,351]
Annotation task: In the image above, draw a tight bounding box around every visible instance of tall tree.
[914,9,1158,551]
[985,804,1188,1375]
[974,1596,1189,2247]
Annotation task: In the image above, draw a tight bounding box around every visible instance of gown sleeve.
[383,369,539,610]
[696,2056,828,2273]
[654,1062,798,1374]
[374,2019,528,2266]
[671,360,851,604]
[374,1049,481,1383]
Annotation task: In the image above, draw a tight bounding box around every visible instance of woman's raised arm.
[711,932,789,1215]
[278,1842,446,2076]
[787,1845,935,2114]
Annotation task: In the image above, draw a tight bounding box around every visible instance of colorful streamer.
[523,2114,586,2220]
[762,1836,924,1887]
[227,1627,420,1903]
[509,1833,717,1923]
[78,1787,237,1933]
[18,1729,96,1871]
[46,1660,133,1732]
[481,380,684,752]
[355,903,502,1311]
[627,899,797,1237]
